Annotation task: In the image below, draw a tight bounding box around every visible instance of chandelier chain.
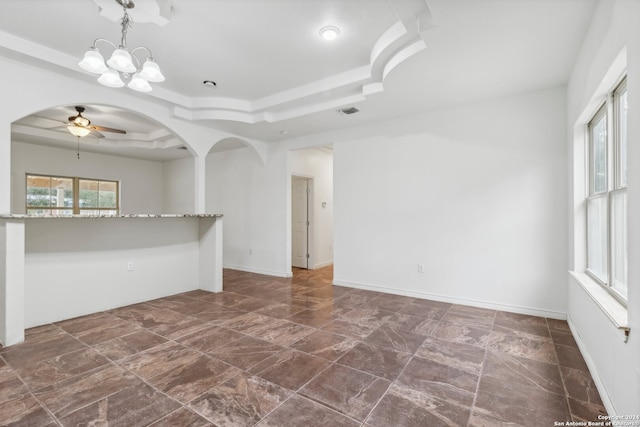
[119,5,133,48]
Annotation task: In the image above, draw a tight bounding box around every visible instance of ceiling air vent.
[337,107,360,115]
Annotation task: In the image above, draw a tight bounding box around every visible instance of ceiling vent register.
[337,107,360,115]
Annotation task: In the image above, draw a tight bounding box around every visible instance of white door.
[292,177,310,268]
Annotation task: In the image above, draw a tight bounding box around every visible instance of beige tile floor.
[0,266,606,426]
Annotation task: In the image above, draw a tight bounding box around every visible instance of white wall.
[206,147,290,276]
[162,157,195,214]
[332,87,568,318]
[23,217,201,327]
[0,220,25,345]
[567,0,640,416]
[12,141,164,214]
[289,148,334,268]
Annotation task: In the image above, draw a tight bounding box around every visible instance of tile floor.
[0,266,606,426]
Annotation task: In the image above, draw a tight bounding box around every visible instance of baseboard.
[223,264,293,278]
[313,260,333,269]
[566,315,616,416]
[332,278,567,320]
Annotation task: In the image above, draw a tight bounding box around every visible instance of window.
[26,174,120,216]
[586,76,627,303]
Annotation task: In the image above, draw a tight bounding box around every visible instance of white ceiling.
[2,0,596,161]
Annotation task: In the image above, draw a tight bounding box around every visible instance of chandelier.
[78,0,165,92]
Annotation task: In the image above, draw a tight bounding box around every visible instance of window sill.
[569,271,629,340]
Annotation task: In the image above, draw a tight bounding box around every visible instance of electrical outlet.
[417,264,424,273]
[249,248,253,255]
[127,262,134,271]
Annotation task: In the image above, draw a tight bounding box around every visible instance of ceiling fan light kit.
[78,0,165,92]
[67,125,92,137]
[65,106,127,138]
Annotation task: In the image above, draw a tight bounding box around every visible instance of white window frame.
[585,75,628,305]
[26,173,120,216]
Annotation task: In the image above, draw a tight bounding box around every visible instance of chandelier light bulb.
[139,60,165,82]
[107,48,137,73]
[98,68,125,87]
[78,49,108,74]
[128,73,153,92]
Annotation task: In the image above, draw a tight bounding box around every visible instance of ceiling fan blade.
[91,125,126,134]
[30,115,69,127]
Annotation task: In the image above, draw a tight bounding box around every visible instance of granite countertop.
[0,213,223,219]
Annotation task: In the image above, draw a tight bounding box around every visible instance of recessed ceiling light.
[319,26,340,41]
[203,80,217,88]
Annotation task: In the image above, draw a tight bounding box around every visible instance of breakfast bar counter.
[0,214,223,346]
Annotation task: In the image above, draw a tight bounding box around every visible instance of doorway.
[291,176,312,269]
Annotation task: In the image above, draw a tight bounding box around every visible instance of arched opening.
[12,103,192,161]
[205,137,267,273]
[3,104,226,346]
[10,103,193,215]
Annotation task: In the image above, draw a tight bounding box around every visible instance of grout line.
[548,317,575,421]
[0,353,62,426]
[466,322,493,426]
[361,348,414,424]
[85,321,242,425]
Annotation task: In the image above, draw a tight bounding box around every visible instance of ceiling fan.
[66,106,126,138]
